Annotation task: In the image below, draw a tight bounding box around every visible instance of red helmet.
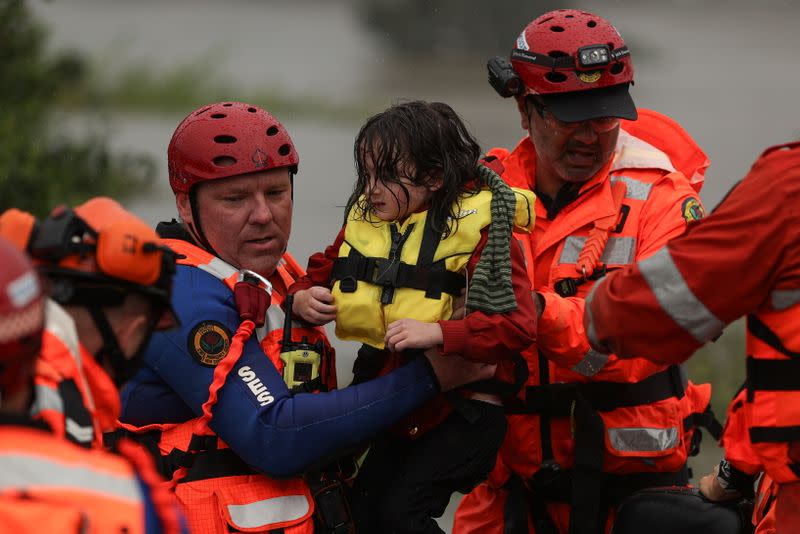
[168,102,299,195]
[489,9,637,123]
[0,237,45,396]
[511,9,634,95]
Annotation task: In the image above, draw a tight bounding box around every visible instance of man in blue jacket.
[120,101,493,534]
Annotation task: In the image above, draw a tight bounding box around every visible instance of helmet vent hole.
[212,156,237,167]
[214,135,237,144]
[610,63,624,75]
[545,71,568,83]
[278,144,291,156]
[587,20,597,28]
[550,25,565,32]
[222,103,233,107]
[266,126,280,136]
[565,15,574,18]
[247,107,257,113]
[210,113,226,119]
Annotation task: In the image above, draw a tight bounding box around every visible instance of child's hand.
[385,318,443,352]
[292,287,337,325]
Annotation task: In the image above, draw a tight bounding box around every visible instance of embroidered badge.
[577,71,602,84]
[188,321,231,367]
[681,197,705,224]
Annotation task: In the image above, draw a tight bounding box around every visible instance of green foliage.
[0,0,154,217]
[687,319,747,421]
[87,55,377,122]
[356,0,563,59]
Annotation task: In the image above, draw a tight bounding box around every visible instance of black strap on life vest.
[56,378,95,448]
[554,265,618,298]
[332,216,466,304]
[504,365,691,534]
[505,365,687,416]
[747,314,800,359]
[745,354,800,463]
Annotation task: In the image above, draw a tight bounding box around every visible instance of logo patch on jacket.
[238,366,275,406]
[188,321,231,366]
[681,197,705,224]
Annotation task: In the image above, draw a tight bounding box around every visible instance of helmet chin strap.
[188,187,221,258]
[87,306,145,387]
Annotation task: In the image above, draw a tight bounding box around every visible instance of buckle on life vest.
[555,277,579,297]
[339,276,357,293]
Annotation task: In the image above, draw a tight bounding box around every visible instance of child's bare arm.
[292,286,337,325]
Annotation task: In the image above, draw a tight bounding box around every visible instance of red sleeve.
[287,227,345,293]
[438,230,537,363]
[586,146,800,363]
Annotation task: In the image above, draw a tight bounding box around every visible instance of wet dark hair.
[347,100,483,237]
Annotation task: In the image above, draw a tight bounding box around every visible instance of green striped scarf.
[465,164,518,314]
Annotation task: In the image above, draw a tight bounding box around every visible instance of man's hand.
[385,318,443,352]
[450,288,467,320]
[424,348,496,392]
[699,461,742,502]
[292,286,337,325]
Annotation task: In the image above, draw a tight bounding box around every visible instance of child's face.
[364,160,438,221]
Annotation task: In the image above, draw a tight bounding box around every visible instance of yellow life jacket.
[331,188,535,348]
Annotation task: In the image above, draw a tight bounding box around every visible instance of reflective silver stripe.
[0,453,142,502]
[771,289,800,311]
[639,247,725,343]
[608,427,679,453]
[610,176,653,201]
[30,384,63,416]
[559,236,585,264]
[602,237,636,265]
[571,348,610,377]
[227,495,310,529]
[198,257,239,281]
[256,304,286,341]
[66,418,95,444]
[558,236,636,265]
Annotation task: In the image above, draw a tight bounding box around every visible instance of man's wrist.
[717,459,756,498]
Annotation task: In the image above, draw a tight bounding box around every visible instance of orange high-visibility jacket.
[0,422,181,533]
[455,109,715,534]
[32,299,121,448]
[122,240,335,534]
[500,109,712,477]
[586,142,800,524]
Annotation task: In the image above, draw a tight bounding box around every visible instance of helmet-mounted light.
[578,45,610,69]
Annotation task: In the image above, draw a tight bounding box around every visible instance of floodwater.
[30,0,800,530]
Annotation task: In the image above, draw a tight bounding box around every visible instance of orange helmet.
[0,237,45,399]
[0,198,179,384]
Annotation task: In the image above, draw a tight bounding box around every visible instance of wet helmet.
[0,237,45,398]
[167,102,299,195]
[512,9,633,95]
[488,9,637,122]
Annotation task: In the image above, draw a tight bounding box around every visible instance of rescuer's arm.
[435,232,537,363]
[535,174,703,377]
[129,266,491,477]
[586,152,800,362]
